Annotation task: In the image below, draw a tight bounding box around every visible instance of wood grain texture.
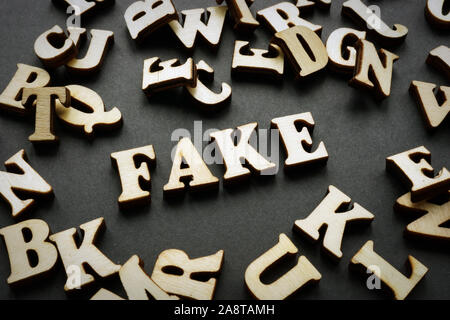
[216,0,259,33]
[426,45,450,80]
[272,25,328,80]
[169,6,228,50]
[151,249,224,300]
[110,145,156,209]
[425,0,450,30]
[395,190,450,242]
[0,64,50,115]
[386,146,450,202]
[409,80,450,129]
[55,84,122,137]
[232,40,284,78]
[0,149,53,218]
[349,39,398,100]
[245,233,321,300]
[294,185,374,259]
[342,0,408,46]
[49,217,120,291]
[0,219,58,286]
[34,25,77,68]
[350,240,428,300]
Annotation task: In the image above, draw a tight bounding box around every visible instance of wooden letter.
[0,64,50,115]
[271,112,328,169]
[111,145,156,208]
[232,40,284,78]
[342,0,408,46]
[395,190,450,241]
[210,123,276,183]
[0,219,58,285]
[410,81,450,129]
[425,0,450,30]
[272,25,328,79]
[186,60,232,109]
[426,45,450,80]
[142,57,196,96]
[0,150,53,218]
[216,0,259,32]
[151,249,224,300]
[257,2,321,34]
[54,0,113,15]
[34,25,77,68]
[22,87,70,144]
[124,0,177,41]
[326,27,366,73]
[294,185,374,259]
[386,146,450,202]
[245,234,321,300]
[349,39,398,99]
[55,84,122,137]
[350,241,428,300]
[169,6,228,50]
[49,217,120,291]
[66,29,114,75]
[164,137,218,196]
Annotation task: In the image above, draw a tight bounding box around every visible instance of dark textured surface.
[0,0,448,300]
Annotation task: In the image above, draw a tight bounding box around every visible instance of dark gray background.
[0,0,448,300]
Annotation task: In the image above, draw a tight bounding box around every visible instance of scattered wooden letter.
[257,2,322,34]
[386,146,450,202]
[0,64,50,115]
[34,25,77,68]
[395,190,450,241]
[22,87,70,144]
[142,57,197,96]
[272,25,328,79]
[425,0,450,30]
[245,233,321,300]
[55,84,122,137]
[232,40,284,79]
[409,80,449,129]
[426,45,450,80]
[294,185,374,259]
[349,39,398,99]
[169,6,228,50]
[271,112,328,169]
[0,219,58,286]
[342,0,408,46]
[216,0,259,33]
[210,122,277,184]
[0,149,53,218]
[110,145,156,209]
[49,217,120,291]
[186,60,232,109]
[124,0,178,41]
[151,249,224,300]
[53,0,114,16]
[350,240,428,300]
[326,27,366,74]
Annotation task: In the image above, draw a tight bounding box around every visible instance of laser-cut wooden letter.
[34,25,77,68]
[257,2,321,34]
[386,146,450,202]
[169,6,228,50]
[151,249,224,300]
[232,40,284,78]
[272,25,328,79]
[55,84,122,137]
[0,64,50,115]
[22,87,70,144]
[271,112,328,169]
[111,145,156,208]
[326,27,366,73]
[426,45,450,80]
[350,241,428,300]
[0,219,58,286]
[349,39,398,99]
[124,0,178,41]
[210,123,277,183]
[245,233,321,300]
[0,149,53,218]
[49,217,120,291]
[142,57,196,96]
[425,0,450,30]
[216,0,259,32]
[294,185,374,259]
